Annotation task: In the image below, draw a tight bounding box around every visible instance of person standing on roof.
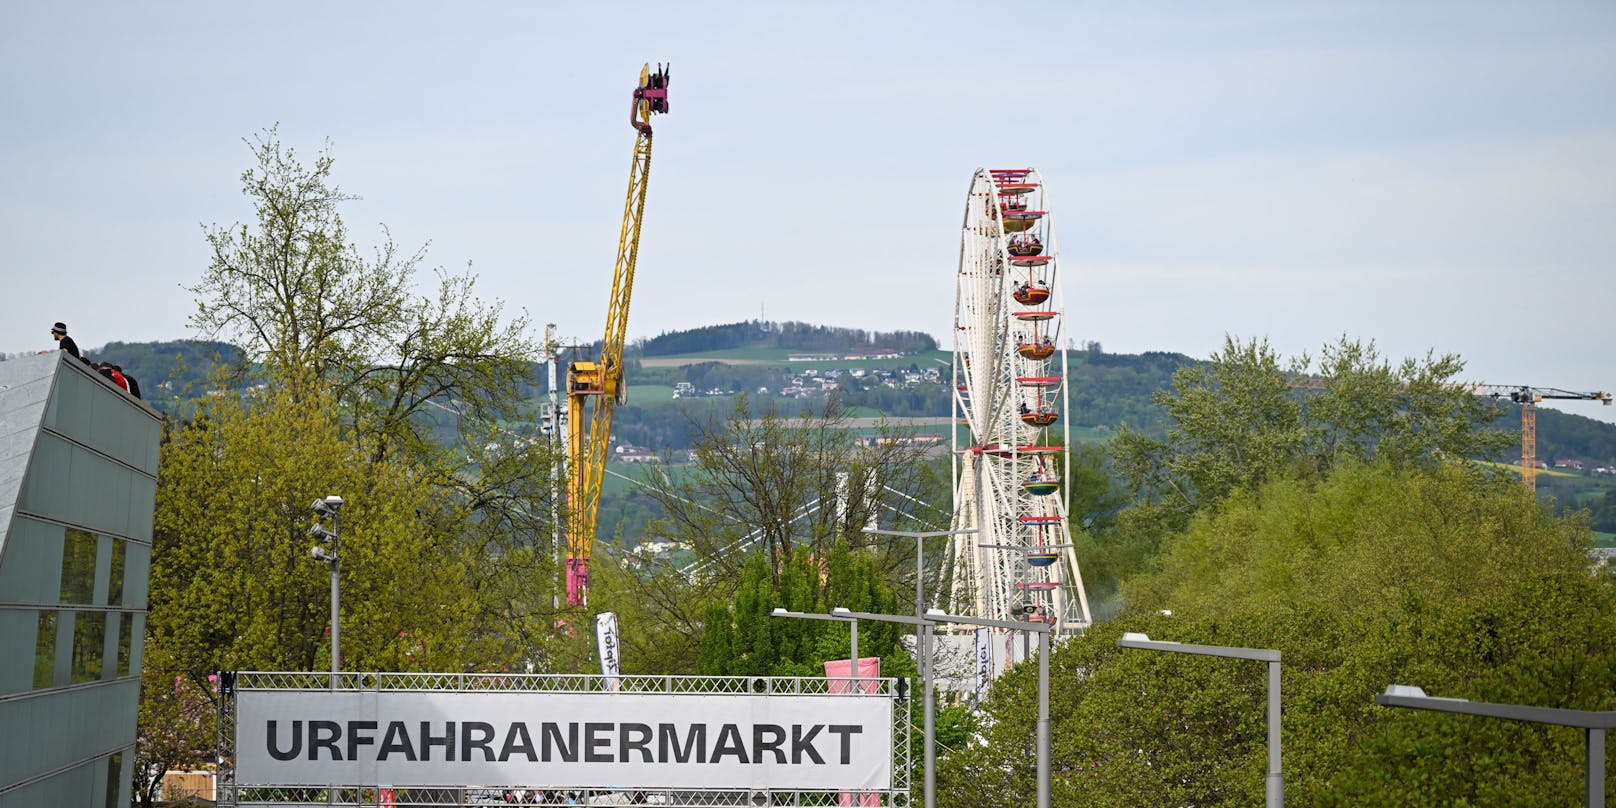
[50,322,79,358]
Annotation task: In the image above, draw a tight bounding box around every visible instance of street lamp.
[861,527,977,808]
[1116,632,1284,808]
[832,608,1051,808]
[1376,685,1616,807]
[309,496,344,690]
[924,610,1052,808]
[770,608,861,691]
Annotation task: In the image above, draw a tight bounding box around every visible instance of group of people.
[48,322,142,399]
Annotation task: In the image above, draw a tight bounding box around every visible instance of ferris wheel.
[948,168,1092,658]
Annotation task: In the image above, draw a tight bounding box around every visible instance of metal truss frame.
[217,672,912,808]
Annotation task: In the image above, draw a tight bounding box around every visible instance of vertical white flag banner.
[596,611,621,690]
[973,627,992,705]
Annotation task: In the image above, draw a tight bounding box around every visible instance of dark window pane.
[117,612,134,677]
[109,539,125,606]
[71,611,106,684]
[34,611,57,689]
[105,752,123,808]
[60,529,98,604]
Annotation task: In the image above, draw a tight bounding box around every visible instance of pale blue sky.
[4,1,1614,421]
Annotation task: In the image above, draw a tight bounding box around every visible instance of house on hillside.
[614,444,660,463]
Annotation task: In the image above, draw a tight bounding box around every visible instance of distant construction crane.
[1471,385,1612,488]
[563,63,671,607]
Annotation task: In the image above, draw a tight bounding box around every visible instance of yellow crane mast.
[563,63,670,607]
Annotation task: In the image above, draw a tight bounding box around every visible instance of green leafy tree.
[1110,335,1511,519]
[190,127,539,467]
[939,462,1613,807]
[149,385,502,676]
[1110,336,1306,513]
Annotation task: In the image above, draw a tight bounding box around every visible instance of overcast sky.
[4,1,1613,422]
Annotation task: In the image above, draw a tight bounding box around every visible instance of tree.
[149,385,504,678]
[132,642,215,808]
[191,127,539,467]
[938,461,1613,806]
[1110,335,1512,517]
[639,395,940,584]
[1110,336,1306,514]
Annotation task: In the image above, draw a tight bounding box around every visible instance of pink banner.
[826,658,882,806]
[824,658,881,694]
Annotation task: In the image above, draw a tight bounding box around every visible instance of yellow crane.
[1472,385,1612,488]
[563,64,670,606]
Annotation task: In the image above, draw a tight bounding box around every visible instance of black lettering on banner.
[421,722,455,761]
[542,722,578,762]
[752,724,786,764]
[267,720,302,761]
[499,723,536,762]
[711,723,750,764]
[791,724,824,764]
[310,721,343,760]
[585,723,613,762]
[619,723,653,763]
[462,722,497,761]
[346,721,378,761]
[828,725,863,765]
[379,722,417,761]
[658,723,705,763]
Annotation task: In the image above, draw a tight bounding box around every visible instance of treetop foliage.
[942,460,1614,806]
[1111,335,1514,517]
[637,320,937,356]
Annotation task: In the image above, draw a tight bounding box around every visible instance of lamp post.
[1376,685,1616,807]
[834,608,1050,808]
[923,610,1052,808]
[770,608,860,691]
[1116,632,1283,808]
[861,527,978,808]
[309,496,345,690]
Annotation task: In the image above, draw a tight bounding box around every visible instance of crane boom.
[564,63,670,606]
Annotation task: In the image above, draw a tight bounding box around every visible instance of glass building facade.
[0,352,160,807]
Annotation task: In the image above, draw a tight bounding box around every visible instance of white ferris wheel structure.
[948,168,1092,664]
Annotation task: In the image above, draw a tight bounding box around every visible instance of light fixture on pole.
[1376,685,1615,807]
[923,609,1052,808]
[835,607,1051,808]
[861,526,978,808]
[771,607,862,691]
[309,495,344,691]
[1115,632,1283,808]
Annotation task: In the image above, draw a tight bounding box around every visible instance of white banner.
[973,628,992,705]
[595,612,621,690]
[236,690,893,790]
